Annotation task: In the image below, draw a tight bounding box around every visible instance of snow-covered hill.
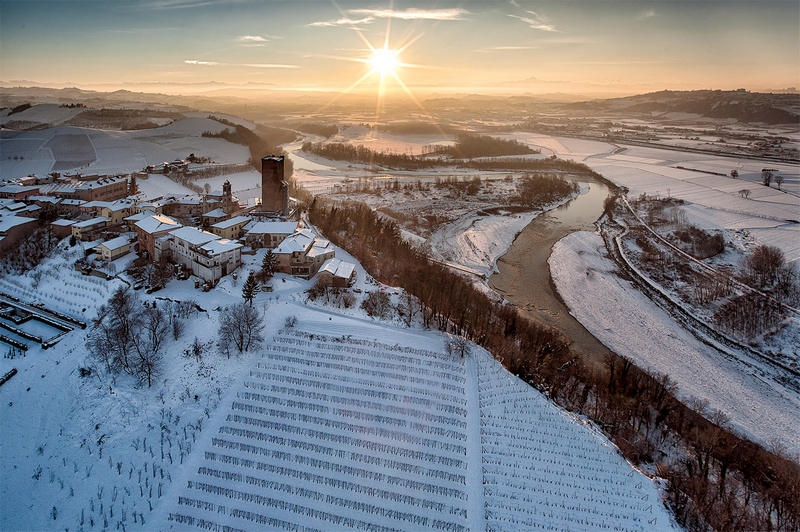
[0,240,676,531]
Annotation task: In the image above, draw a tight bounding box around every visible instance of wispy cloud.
[184,59,221,66]
[509,11,558,32]
[490,46,536,50]
[309,7,469,27]
[141,0,244,10]
[236,35,278,47]
[636,9,657,21]
[184,60,298,69]
[238,35,269,43]
[309,16,375,27]
[349,8,469,21]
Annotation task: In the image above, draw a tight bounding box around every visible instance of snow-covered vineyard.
[160,329,673,531]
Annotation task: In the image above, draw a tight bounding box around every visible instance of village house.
[154,226,242,284]
[71,216,109,241]
[243,220,298,249]
[0,212,38,256]
[160,194,204,218]
[100,199,136,224]
[0,184,41,200]
[51,176,129,202]
[134,214,182,259]
[95,235,134,262]
[210,215,251,240]
[201,208,228,226]
[273,229,335,279]
[316,257,357,288]
[50,218,76,239]
[56,198,86,215]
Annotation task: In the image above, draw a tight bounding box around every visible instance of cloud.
[237,35,278,47]
[636,9,657,21]
[184,60,221,66]
[141,0,244,10]
[349,8,469,21]
[243,63,299,69]
[184,60,299,69]
[490,46,536,50]
[509,11,558,32]
[238,35,269,43]
[309,16,375,27]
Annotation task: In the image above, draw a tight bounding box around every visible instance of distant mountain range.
[565,89,800,124]
[2,84,798,125]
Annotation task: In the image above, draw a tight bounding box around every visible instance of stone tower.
[261,155,288,217]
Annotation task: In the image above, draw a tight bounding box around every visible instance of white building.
[244,220,299,249]
[273,229,335,279]
[155,226,242,284]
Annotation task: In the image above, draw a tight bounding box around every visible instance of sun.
[369,48,400,75]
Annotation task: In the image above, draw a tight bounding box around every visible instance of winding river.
[489,179,614,362]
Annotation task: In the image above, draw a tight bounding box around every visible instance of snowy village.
[1,2,800,531]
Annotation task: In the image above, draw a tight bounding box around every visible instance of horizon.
[1,0,798,101]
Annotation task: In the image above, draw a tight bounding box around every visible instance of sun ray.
[315,0,452,140]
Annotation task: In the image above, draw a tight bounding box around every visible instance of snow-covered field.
[512,134,800,263]
[0,115,249,180]
[549,231,800,457]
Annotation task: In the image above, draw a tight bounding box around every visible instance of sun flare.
[370,48,400,75]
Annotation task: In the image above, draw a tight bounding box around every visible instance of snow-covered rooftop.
[96,235,132,251]
[210,215,250,230]
[200,238,242,255]
[245,220,298,235]
[274,228,315,254]
[0,214,37,233]
[169,226,219,247]
[318,257,356,279]
[72,216,109,229]
[135,214,181,234]
[202,208,227,219]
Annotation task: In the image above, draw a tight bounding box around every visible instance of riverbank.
[550,230,800,457]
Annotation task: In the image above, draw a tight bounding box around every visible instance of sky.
[0,0,798,96]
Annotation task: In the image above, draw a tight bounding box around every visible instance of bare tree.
[218,302,265,355]
[143,260,174,289]
[775,175,783,190]
[140,305,168,355]
[730,169,739,179]
[86,287,165,386]
[738,189,751,199]
[761,170,773,187]
[445,334,470,358]
[743,244,786,288]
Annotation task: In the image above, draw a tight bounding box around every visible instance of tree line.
[427,132,539,159]
[307,196,800,531]
[204,117,294,178]
[303,133,543,171]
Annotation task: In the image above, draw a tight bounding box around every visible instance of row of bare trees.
[307,196,800,531]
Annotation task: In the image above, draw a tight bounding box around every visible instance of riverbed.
[489,178,614,362]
